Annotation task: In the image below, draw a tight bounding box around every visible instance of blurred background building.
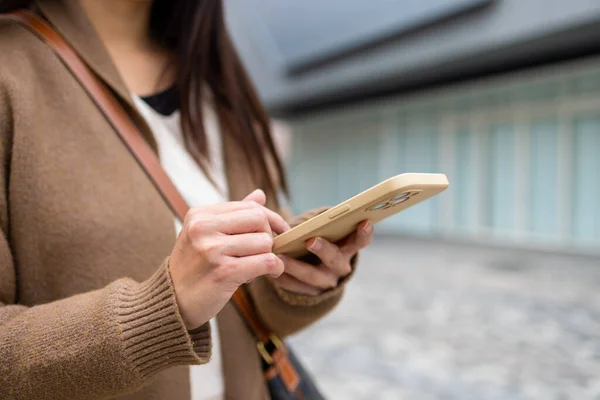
[224,1,600,398]
[226,0,600,255]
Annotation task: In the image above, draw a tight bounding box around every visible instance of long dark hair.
[0,0,288,202]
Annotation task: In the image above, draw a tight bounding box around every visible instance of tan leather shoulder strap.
[6,9,275,344]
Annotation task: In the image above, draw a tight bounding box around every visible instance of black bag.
[266,347,326,400]
[233,289,327,399]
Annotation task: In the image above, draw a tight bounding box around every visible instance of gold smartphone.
[273,173,449,258]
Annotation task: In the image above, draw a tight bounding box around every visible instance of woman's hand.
[169,189,289,330]
[271,220,374,296]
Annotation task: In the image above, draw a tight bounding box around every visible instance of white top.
[133,94,226,400]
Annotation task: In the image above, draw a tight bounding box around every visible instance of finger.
[341,220,374,256]
[270,273,321,296]
[216,208,271,235]
[188,201,262,218]
[279,255,338,290]
[231,202,290,235]
[258,207,290,235]
[199,205,289,235]
[188,197,279,224]
[306,237,349,277]
[221,232,273,257]
[243,189,266,205]
[222,253,284,284]
[242,189,290,234]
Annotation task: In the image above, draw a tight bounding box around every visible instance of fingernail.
[277,255,287,264]
[309,238,322,251]
[363,221,374,235]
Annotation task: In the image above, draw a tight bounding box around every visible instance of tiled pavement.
[288,237,600,400]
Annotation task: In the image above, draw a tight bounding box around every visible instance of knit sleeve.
[0,75,210,400]
[0,259,211,399]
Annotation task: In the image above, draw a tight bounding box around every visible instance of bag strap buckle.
[256,333,284,365]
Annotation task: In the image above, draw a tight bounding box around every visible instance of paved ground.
[288,237,600,400]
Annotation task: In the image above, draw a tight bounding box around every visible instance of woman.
[0,1,374,399]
